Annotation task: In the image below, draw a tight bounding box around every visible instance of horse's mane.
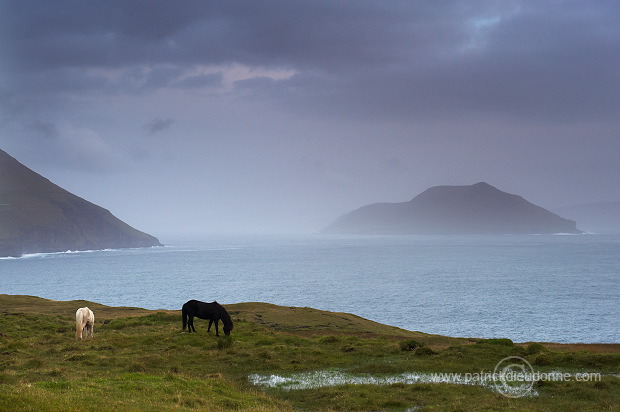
[217,303,233,329]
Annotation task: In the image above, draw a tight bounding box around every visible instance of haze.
[2,1,619,237]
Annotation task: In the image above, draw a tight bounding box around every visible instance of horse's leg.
[214,319,220,337]
[76,312,83,340]
[207,319,213,332]
[189,315,195,333]
[90,312,94,338]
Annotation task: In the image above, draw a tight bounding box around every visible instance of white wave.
[552,232,584,236]
[6,248,119,259]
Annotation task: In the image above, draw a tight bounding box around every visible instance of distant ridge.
[323,182,582,235]
[554,201,620,234]
[0,149,162,257]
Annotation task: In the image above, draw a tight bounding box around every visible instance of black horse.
[182,300,233,336]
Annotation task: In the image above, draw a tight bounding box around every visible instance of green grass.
[1,295,618,411]
[0,374,282,412]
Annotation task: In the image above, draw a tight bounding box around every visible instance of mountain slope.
[0,149,162,257]
[323,182,582,235]
[554,201,620,234]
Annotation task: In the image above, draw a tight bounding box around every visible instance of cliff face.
[323,182,582,235]
[0,149,162,257]
[554,202,620,234]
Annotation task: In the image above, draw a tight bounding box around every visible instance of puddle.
[248,369,538,397]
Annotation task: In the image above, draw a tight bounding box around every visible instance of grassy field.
[1,294,618,411]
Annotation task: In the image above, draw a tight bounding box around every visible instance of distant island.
[323,182,582,235]
[553,201,620,234]
[0,149,162,257]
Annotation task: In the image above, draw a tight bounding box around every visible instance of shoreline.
[2,294,618,350]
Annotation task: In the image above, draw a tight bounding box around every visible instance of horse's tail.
[181,304,188,330]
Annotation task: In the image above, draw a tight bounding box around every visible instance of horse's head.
[224,321,234,336]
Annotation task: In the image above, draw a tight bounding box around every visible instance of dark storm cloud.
[5,1,438,70]
[2,0,619,234]
[4,1,619,122]
[29,120,58,139]
[256,1,620,121]
[144,118,174,135]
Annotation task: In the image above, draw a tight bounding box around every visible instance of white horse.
[75,307,95,340]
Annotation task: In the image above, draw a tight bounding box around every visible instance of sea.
[1,234,618,344]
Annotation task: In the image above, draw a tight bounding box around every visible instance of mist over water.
[2,234,618,343]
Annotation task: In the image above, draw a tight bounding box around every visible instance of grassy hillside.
[1,295,618,411]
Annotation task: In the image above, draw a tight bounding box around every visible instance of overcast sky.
[2,1,619,237]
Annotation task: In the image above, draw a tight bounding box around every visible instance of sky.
[1,0,619,237]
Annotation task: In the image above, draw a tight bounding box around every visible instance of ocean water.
[1,234,618,343]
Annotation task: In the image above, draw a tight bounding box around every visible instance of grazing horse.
[182,300,233,336]
[75,307,95,340]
